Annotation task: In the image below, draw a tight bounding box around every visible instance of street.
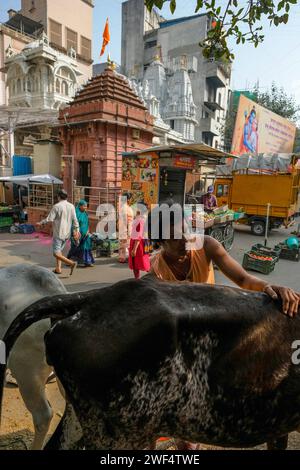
[0,222,300,449]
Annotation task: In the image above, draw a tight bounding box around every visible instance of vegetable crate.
[0,216,13,227]
[242,251,278,275]
[96,239,119,258]
[251,244,281,259]
[275,243,300,262]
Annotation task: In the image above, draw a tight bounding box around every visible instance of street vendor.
[200,185,218,212]
[148,202,300,450]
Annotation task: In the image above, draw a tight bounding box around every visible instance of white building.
[122,0,232,149]
[4,32,82,110]
[129,56,197,144]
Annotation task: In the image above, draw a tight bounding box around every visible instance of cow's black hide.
[1,275,300,450]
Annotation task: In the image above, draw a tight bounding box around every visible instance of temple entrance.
[78,161,91,203]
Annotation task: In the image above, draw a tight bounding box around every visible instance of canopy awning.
[0,173,63,186]
[122,142,236,163]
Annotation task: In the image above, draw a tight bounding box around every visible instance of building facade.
[4,32,82,110]
[0,1,93,171]
[19,0,93,83]
[59,65,154,199]
[121,0,231,148]
[0,0,93,107]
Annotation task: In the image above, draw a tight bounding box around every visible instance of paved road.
[0,219,299,291]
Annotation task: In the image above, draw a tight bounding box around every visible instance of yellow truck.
[215,168,300,236]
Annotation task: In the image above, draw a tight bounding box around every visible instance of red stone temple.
[58,66,154,199]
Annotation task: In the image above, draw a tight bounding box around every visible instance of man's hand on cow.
[263,285,300,317]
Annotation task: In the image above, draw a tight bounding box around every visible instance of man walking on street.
[37,189,80,275]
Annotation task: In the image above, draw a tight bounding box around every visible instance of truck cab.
[215,178,232,207]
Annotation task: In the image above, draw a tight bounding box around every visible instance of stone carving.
[39,31,49,47]
[68,47,77,59]
[5,45,14,58]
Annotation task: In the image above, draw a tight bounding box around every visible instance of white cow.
[0,264,66,450]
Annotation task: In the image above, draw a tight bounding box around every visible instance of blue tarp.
[12,156,32,176]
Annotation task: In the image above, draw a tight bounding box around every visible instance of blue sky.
[1,0,300,102]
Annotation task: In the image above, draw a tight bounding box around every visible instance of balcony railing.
[0,22,42,41]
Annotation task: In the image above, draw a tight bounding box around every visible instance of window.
[62,81,69,96]
[56,79,60,94]
[216,184,229,198]
[145,40,157,49]
[66,28,78,52]
[170,120,175,130]
[216,184,223,198]
[81,36,91,60]
[202,108,209,119]
[49,19,62,47]
[17,79,21,94]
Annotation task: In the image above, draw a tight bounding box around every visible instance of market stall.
[121,143,236,251]
[0,204,21,231]
[0,174,63,232]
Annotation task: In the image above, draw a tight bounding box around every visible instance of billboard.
[231,94,296,155]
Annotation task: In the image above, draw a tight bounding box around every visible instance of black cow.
[1,275,300,450]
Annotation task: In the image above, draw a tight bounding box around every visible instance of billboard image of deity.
[231,95,296,155]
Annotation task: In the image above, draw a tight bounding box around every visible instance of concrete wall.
[20,0,47,26]
[121,0,146,79]
[0,26,31,106]
[47,0,93,82]
[33,141,62,177]
[46,0,93,47]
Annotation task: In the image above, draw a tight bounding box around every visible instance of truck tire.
[251,220,266,236]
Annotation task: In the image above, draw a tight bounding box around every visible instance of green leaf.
[237,8,245,16]
[195,0,204,12]
[170,0,176,14]
[283,13,289,23]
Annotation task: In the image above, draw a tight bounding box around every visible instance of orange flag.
[100,18,110,57]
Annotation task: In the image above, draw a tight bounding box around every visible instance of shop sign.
[174,155,196,169]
